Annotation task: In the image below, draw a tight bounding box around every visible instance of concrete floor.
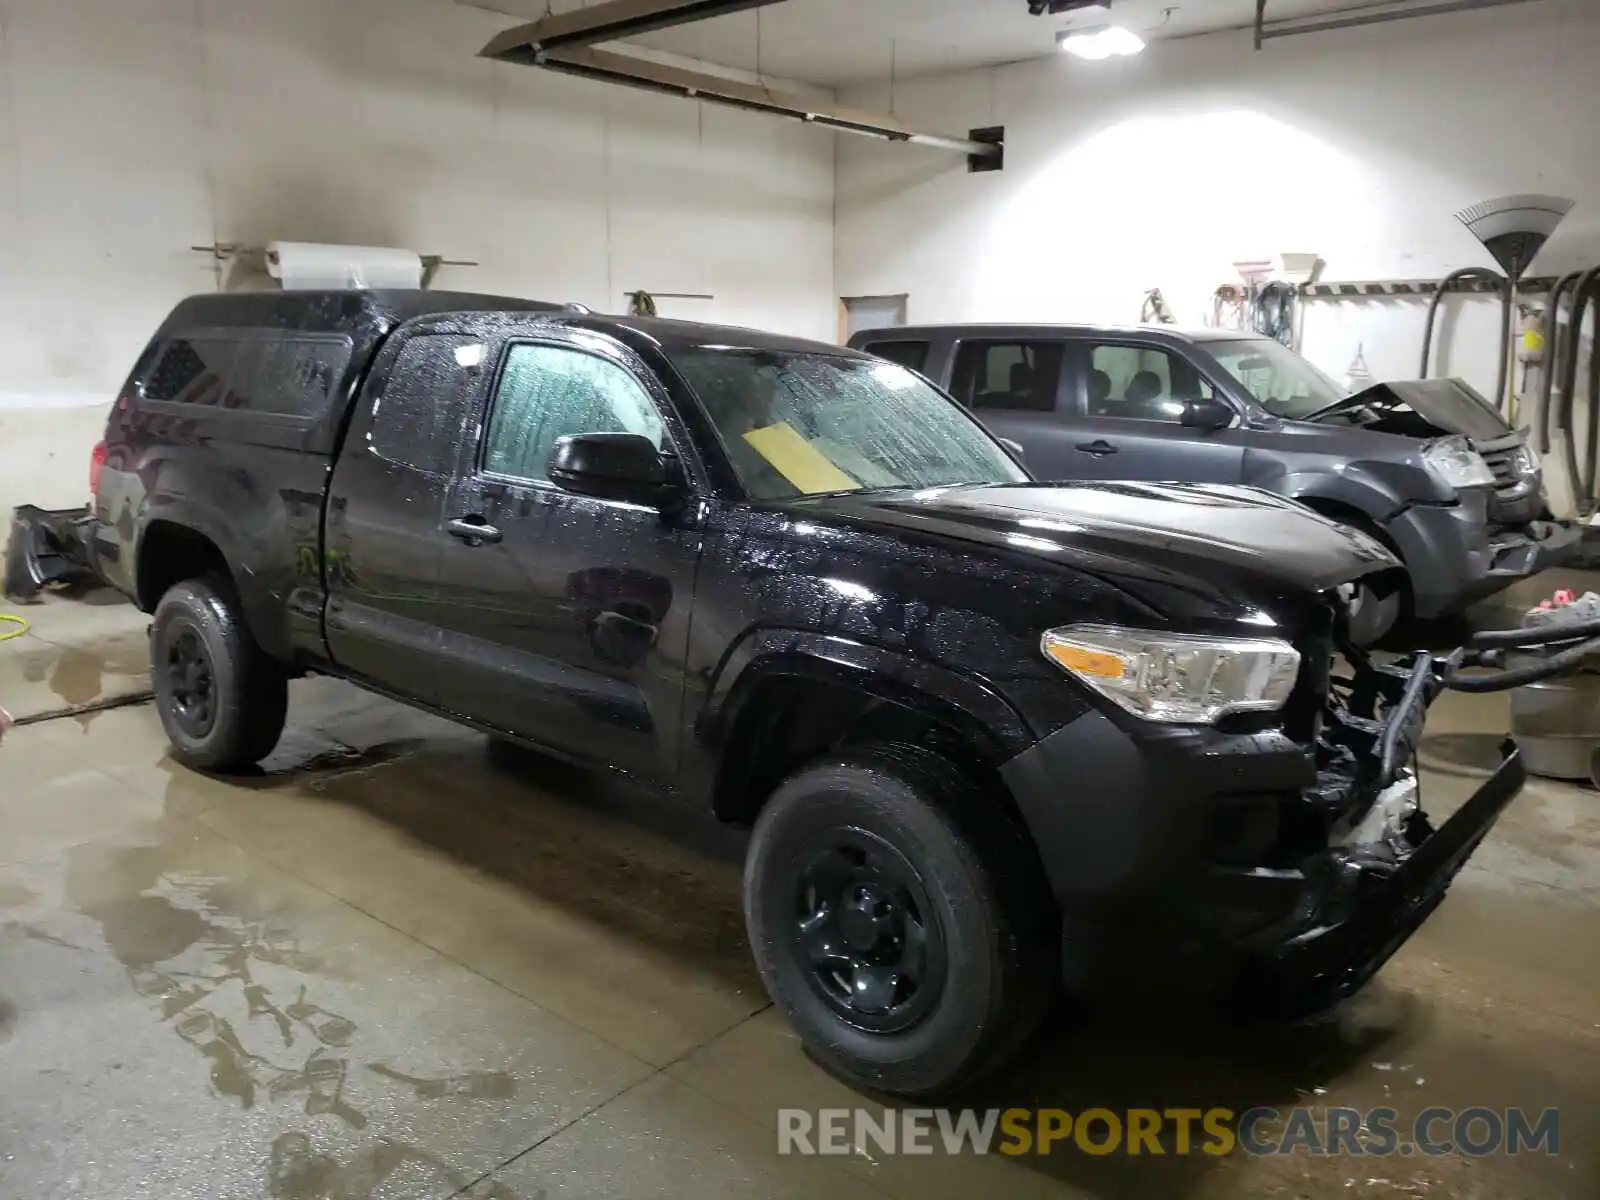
[0,590,1596,1199]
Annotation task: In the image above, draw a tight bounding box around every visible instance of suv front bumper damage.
[4,505,99,602]
[1391,494,1582,619]
[1001,653,1527,1010]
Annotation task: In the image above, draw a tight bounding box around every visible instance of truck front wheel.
[151,577,288,772]
[743,743,1055,1097]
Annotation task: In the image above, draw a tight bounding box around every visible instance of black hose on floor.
[9,691,154,729]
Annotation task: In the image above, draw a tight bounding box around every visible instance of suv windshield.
[1207,338,1347,420]
[669,347,1029,500]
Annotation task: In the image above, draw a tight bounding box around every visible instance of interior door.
[1063,340,1249,485]
[842,294,909,341]
[430,334,700,786]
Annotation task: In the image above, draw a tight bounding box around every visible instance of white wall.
[0,0,835,521]
[835,0,1600,403]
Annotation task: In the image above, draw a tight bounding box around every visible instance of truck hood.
[1306,378,1512,441]
[787,481,1400,598]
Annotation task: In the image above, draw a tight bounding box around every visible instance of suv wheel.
[743,743,1055,1097]
[151,577,288,772]
[1348,580,1402,647]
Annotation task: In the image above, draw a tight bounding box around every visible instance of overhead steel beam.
[487,43,1003,161]
[481,0,787,57]
[1258,0,1542,42]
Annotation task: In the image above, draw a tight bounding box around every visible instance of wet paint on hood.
[783,480,1401,599]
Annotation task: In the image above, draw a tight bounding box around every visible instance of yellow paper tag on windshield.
[743,423,860,493]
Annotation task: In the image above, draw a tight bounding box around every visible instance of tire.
[1347,578,1403,648]
[1330,516,1408,647]
[150,576,288,772]
[743,743,1056,1097]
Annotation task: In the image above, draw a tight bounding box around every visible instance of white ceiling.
[461,0,1421,87]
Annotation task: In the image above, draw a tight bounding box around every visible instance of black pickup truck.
[37,291,1526,1096]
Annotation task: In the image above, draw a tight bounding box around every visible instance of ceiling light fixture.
[1029,0,1111,14]
[1057,24,1145,59]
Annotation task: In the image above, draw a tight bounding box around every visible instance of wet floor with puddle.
[0,596,153,726]
[1,627,1596,1198]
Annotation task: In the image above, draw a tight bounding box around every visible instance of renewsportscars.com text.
[777,1106,1559,1158]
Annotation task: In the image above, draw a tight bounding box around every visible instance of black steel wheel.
[744,743,1056,1098]
[163,625,217,739]
[794,831,947,1033]
[151,576,287,772]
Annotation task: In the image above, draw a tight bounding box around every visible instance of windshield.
[668,347,1029,500]
[1207,338,1347,420]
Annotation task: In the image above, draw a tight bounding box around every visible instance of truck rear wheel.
[151,577,287,772]
[743,743,1055,1097]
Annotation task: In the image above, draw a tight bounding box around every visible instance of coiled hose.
[0,613,27,643]
[1251,280,1298,345]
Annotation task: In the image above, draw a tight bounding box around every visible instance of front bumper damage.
[4,505,99,602]
[1393,495,1583,619]
[1234,653,1525,1013]
[1002,649,1527,1010]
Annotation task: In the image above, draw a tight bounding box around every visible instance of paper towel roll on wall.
[267,242,424,290]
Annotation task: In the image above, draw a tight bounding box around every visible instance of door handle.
[446,516,502,545]
[1075,439,1119,457]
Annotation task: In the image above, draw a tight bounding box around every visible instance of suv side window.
[1086,344,1213,423]
[484,343,664,484]
[860,340,931,372]
[950,341,1063,412]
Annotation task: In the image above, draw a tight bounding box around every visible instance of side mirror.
[1179,398,1234,430]
[998,436,1026,462]
[549,433,676,506]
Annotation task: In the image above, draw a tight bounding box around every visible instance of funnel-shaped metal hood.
[1454,193,1574,279]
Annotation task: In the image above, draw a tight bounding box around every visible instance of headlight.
[1510,442,1540,479]
[1423,436,1496,491]
[1041,624,1301,724]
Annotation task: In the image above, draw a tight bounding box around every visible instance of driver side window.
[484,344,664,483]
[1086,344,1212,424]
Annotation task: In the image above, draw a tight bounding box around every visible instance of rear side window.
[368,334,482,477]
[949,341,1064,412]
[859,340,931,372]
[141,333,349,418]
[142,337,240,405]
[231,338,350,417]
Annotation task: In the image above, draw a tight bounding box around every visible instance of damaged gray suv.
[851,324,1581,642]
